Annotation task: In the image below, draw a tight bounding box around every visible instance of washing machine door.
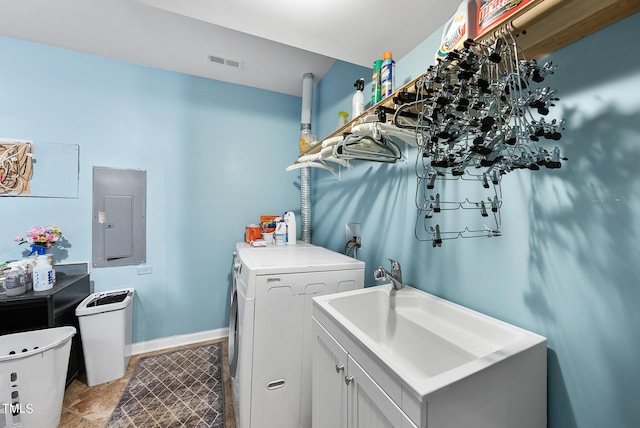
[229,290,239,377]
[229,258,241,378]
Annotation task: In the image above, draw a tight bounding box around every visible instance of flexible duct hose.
[300,166,311,243]
[300,73,314,243]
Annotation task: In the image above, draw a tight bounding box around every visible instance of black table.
[0,263,91,386]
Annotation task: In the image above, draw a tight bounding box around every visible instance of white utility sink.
[312,283,548,428]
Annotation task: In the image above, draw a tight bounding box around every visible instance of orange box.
[245,225,262,243]
[259,215,278,232]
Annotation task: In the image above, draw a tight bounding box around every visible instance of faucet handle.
[373,266,386,281]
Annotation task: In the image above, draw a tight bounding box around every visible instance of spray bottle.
[352,78,365,119]
[371,59,382,105]
[381,52,395,99]
[32,255,54,291]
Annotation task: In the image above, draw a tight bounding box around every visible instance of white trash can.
[75,288,134,387]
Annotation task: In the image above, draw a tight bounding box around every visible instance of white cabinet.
[313,320,417,428]
[313,320,348,428]
[347,355,418,428]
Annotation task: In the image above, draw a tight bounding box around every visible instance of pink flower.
[27,226,45,237]
[15,225,63,248]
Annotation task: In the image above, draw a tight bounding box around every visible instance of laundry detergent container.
[76,288,134,386]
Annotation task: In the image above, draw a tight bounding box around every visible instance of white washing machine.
[229,242,365,428]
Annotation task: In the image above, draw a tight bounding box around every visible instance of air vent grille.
[207,54,243,70]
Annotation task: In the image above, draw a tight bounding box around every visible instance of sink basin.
[324,284,529,380]
[312,283,547,427]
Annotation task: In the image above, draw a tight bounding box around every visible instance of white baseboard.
[131,328,229,355]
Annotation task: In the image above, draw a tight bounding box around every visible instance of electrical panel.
[92,167,146,268]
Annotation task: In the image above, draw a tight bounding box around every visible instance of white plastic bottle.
[352,78,365,119]
[32,255,54,291]
[275,220,287,246]
[284,211,297,245]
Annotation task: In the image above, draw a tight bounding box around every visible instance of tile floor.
[59,337,236,428]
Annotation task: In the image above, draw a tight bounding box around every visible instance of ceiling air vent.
[207,54,244,70]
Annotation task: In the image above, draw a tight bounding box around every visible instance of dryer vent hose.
[300,72,313,244]
[300,166,311,243]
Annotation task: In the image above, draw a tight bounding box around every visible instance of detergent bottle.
[275,220,287,246]
[435,0,477,62]
[284,211,297,245]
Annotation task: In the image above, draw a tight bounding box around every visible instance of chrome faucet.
[374,259,404,290]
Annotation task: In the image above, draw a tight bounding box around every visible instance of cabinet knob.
[335,364,344,373]
[344,376,354,385]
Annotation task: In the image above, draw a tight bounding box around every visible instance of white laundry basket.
[0,326,76,428]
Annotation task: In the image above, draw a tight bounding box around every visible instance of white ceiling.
[0,0,458,96]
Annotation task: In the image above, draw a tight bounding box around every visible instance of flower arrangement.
[14,225,63,250]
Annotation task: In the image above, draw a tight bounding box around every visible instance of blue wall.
[0,36,301,343]
[310,12,640,428]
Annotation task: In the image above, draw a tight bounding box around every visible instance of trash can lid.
[88,292,128,307]
[76,288,135,316]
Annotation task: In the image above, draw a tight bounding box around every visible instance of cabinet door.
[347,355,418,428]
[313,319,348,428]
